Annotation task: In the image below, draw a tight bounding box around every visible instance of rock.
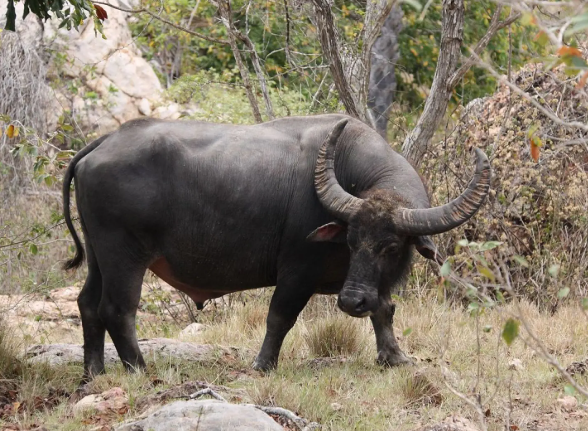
[116,400,284,431]
[557,395,578,412]
[135,381,247,412]
[508,358,524,371]
[103,50,161,100]
[330,402,342,411]
[50,286,80,302]
[179,323,206,340]
[138,98,153,116]
[74,387,129,415]
[566,359,588,376]
[416,415,480,431]
[153,103,181,120]
[26,338,217,366]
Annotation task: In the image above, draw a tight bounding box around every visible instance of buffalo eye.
[377,242,399,255]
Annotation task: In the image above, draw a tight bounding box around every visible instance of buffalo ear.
[413,236,444,265]
[306,221,347,243]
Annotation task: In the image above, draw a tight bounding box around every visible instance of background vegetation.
[1,0,588,430]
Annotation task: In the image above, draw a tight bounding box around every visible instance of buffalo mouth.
[337,283,379,317]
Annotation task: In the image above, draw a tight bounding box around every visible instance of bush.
[420,62,588,306]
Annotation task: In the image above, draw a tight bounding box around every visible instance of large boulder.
[116,400,284,431]
[0,0,162,135]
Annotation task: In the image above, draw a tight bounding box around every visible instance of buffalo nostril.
[354,297,366,313]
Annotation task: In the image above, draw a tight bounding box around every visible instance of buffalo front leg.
[370,300,413,366]
[253,272,316,371]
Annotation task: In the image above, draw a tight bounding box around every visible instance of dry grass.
[305,313,363,357]
[2,293,585,430]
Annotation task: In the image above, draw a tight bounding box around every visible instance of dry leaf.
[530,138,540,162]
[577,71,588,89]
[94,4,108,21]
[6,125,17,138]
[557,46,583,58]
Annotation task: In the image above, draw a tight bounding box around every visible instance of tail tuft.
[63,249,85,271]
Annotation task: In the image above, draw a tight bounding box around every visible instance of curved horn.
[393,148,491,236]
[314,119,363,222]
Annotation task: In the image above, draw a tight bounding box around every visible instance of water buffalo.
[63,114,490,380]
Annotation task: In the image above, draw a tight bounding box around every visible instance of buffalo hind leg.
[370,300,413,366]
[253,272,317,371]
[77,245,106,382]
[97,253,147,372]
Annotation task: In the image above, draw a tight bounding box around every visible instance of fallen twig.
[188,387,228,403]
[245,404,321,431]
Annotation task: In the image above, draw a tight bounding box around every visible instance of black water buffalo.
[63,114,490,380]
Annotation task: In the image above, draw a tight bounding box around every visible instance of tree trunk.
[368,5,403,138]
[402,0,465,165]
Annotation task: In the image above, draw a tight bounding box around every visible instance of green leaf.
[478,265,496,282]
[557,287,570,299]
[467,302,480,315]
[513,255,529,268]
[548,264,560,278]
[564,385,576,396]
[496,291,505,304]
[29,243,38,255]
[403,327,412,337]
[483,325,492,333]
[566,14,588,36]
[502,318,519,346]
[479,241,502,251]
[457,239,469,247]
[400,0,422,11]
[582,298,588,311]
[440,260,451,277]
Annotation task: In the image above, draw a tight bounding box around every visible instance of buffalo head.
[307,120,491,317]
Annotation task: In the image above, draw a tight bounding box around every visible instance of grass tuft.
[305,314,362,358]
[399,369,443,406]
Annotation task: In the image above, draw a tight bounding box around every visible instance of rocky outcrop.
[0,0,163,135]
[116,400,285,431]
[26,338,218,366]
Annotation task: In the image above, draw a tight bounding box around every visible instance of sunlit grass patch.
[305,313,363,358]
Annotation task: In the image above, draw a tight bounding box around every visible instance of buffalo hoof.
[252,357,277,372]
[377,350,414,367]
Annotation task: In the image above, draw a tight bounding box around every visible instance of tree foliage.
[4,0,104,34]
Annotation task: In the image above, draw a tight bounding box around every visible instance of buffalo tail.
[62,134,110,270]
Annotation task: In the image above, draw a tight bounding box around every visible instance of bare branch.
[283,0,294,67]
[447,7,522,89]
[245,404,320,431]
[214,0,263,123]
[93,1,228,45]
[311,0,360,118]
[234,28,275,120]
[188,387,228,402]
[402,0,465,164]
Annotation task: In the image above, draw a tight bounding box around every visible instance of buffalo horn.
[393,148,491,236]
[314,119,363,222]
